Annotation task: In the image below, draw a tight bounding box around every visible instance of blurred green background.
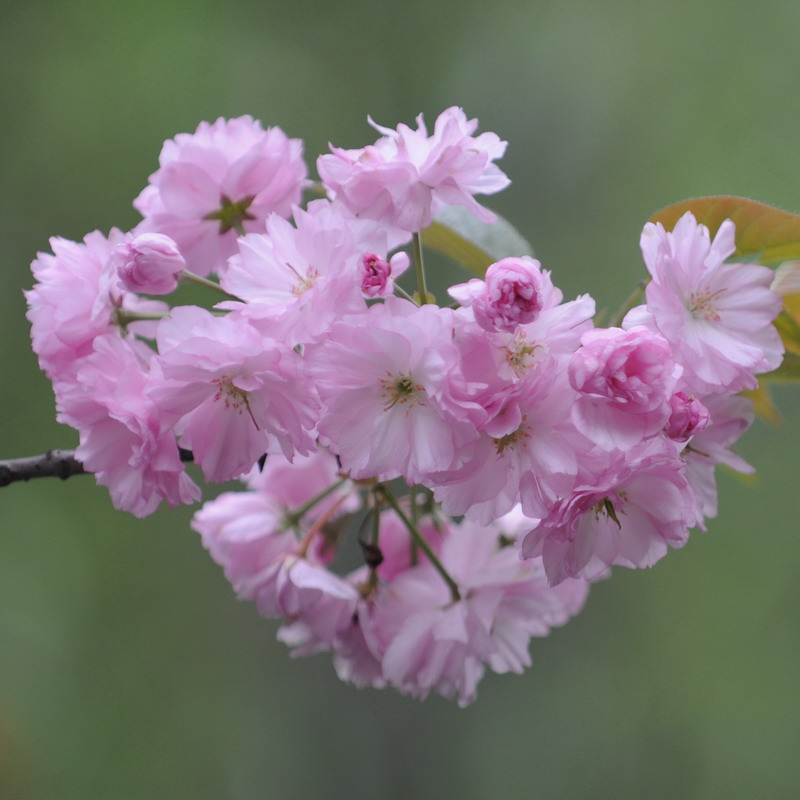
[2,1,799,797]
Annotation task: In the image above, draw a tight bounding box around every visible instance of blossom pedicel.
[25,108,786,705]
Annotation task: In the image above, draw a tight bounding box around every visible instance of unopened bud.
[111,233,185,295]
[665,392,709,442]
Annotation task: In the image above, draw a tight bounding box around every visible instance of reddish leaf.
[649,196,800,265]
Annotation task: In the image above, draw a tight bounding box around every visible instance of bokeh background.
[2,1,799,798]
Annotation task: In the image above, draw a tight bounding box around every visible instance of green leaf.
[649,196,800,265]
[424,205,533,277]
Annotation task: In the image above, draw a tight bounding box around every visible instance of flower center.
[285,263,319,297]
[504,333,540,377]
[687,287,725,322]
[211,375,259,428]
[379,372,424,411]
[592,492,626,528]
[204,194,256,235]
[493,419,531,455]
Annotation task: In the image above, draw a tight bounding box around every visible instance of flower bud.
[472,257,544,332]
[359,251,410,298]
[360,253,391,297]
[664,392,709,442]
[111,233,185,295]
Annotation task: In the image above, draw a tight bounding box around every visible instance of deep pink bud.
[665,391,710,442]
[473,257,545,332]
[360,253,391,297]
[112,233,185,295]
[359,251,410,298]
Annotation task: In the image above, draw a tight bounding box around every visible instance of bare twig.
[0,450,86,486]
[0,448,194,487]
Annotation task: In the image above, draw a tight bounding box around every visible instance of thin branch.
[0,448,193,487]
[0,450,86,486]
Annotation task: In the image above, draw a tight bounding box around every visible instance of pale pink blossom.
[26,230,166,381]
[249,555,359,652]
[431,367,587,522]
[308,299,480,482]
[150,306,318,482]
[318,107,509,233]
[134,116,307,276]
[365,520,589,706]
[638,213,783,393]
[569,326,682,450]
[521,440,695,585]
[111,233,185,295]
[192,489,297,592]
[56,334,200,517]
[221,200,392,344]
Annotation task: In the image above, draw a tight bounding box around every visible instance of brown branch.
[0,450,86,486]
[0,448,194,487]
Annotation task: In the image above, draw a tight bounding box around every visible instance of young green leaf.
[424,205,533,277]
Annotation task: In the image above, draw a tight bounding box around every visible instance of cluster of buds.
[25,109,784,705]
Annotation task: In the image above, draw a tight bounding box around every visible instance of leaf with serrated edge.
[649,196,800,265]
[424,205,533,277]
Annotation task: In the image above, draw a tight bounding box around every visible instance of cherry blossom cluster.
[25,109,784,705]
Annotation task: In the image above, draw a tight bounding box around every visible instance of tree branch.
[0,449,194,487]
[0,450,86,486]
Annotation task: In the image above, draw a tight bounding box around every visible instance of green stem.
[409,485,420,566]
[393,283,418,305]
[285,477,348,528]
[114,309,168,326]
[376,484,460,602]
[412,232,429,306]
[610,279,648,327]
[179,270,241,300]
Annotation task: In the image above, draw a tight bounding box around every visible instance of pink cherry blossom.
[150,306,318,482]
[221,200,394,345]
[521,440,695,585]
[26,230,166,381]
[56,334,200,517]
[569,326,682,450]
[638,212,783,393]
[364,519,589,706]
[318,107,509,233]
[308,299,480,482]
[431,367,587,523]
[134,116,307,276]
[192,488,298,592]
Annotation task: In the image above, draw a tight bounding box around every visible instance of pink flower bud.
[360,253,391,297]
[111,233,185,295]
[664,392,709,442]
[359,251,410,298]
[472,257,545,332]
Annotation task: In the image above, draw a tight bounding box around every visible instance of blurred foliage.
[2,1,800,798]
